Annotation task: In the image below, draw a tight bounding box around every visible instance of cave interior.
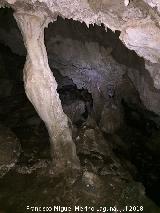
[0,7,160,212]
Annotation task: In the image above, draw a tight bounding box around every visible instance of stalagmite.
[14,11,80,173]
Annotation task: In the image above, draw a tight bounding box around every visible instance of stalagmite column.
[14,11,80,172]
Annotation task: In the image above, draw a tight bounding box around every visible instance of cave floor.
[0,95,159,213]
[0,167,158,213]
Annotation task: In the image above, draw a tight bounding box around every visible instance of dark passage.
[120,100,160,206]
[54,68,93,127]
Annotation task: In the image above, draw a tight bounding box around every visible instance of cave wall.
[0,8,25,56]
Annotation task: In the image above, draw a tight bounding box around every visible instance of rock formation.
[14,11,80,172]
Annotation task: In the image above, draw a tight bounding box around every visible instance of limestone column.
[14,11,80,172]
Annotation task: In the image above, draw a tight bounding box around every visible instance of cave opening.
[0,7,160,212]
[54,68,93,127]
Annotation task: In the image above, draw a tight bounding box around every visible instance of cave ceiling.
[0,0,160,89]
